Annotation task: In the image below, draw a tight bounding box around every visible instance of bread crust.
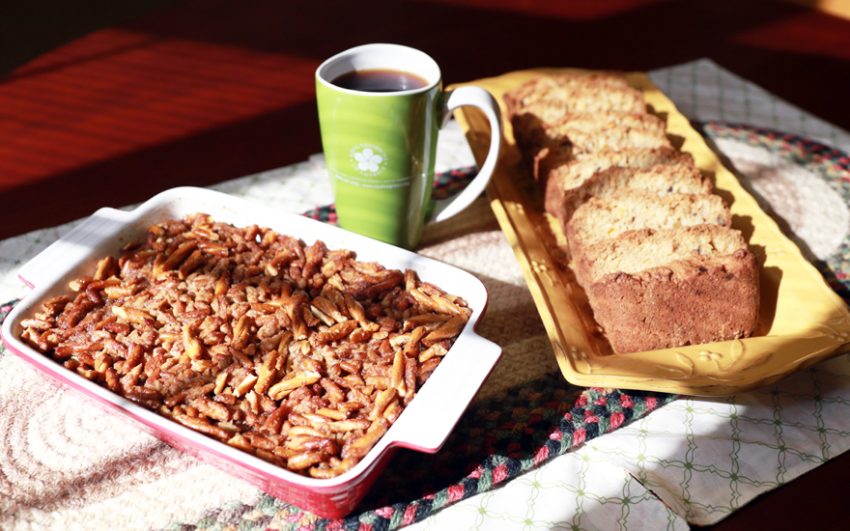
[586,249,760,352]
[542,148,692,216]
[564,192,731,258]
[506,74,649,186]
[504,73,637,118]
[558,164,710,225]
[511,112,670,181]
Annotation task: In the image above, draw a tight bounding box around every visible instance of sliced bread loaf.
[543,147,694,216]
[578,225,759,352]
[565,191,731,257]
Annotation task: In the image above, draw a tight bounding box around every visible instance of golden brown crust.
[586,249,759,352]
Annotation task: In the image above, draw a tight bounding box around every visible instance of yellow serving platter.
[453,68,850,396]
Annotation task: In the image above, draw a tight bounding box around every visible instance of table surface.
[3,1,850,529]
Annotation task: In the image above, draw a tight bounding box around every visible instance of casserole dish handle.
[18,207,133,290]
[390,333,501,452]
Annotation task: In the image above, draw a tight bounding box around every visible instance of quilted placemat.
[700,121,850,301]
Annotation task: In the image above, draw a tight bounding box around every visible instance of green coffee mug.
[316,43,502,248]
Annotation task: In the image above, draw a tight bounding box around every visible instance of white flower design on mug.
[350,144,387,176]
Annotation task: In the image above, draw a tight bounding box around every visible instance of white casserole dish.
[0,186,502,517]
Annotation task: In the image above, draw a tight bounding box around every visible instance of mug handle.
[431,86,502,223]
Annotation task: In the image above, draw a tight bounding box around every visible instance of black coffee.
[331,68,428,92]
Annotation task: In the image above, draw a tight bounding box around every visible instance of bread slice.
[565,191,731,257]
[557,163,712,224]
[505,73,646,128]
[513,111,666,154]
[505,73,639,115]
[543,147,694,216]
[513,112,671,180]
[578,225,759,353]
